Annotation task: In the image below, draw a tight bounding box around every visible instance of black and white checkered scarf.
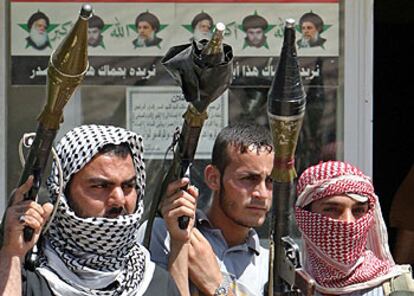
[37,125,154,296]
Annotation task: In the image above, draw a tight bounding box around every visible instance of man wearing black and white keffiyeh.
[0,125,183,296]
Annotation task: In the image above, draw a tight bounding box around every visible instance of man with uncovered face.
[139,122,273,296]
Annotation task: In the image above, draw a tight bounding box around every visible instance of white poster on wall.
[126,86,228,159]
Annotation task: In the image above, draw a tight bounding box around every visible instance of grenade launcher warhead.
[267,19,315,296]
[143,23,233,247]
[0,4,92,249]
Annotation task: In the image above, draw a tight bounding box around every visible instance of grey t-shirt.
[138,210,269,296]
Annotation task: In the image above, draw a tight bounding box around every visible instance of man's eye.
[353,207,368,214]
[92,184,107,189]
[247,175,260,180]
[123,183,136,189]
[322,207,337,213]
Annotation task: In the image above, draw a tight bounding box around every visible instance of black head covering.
[27,10,50,29]
[191,12,213,30]
[135,11,160,32]
[299,11,324,33]
[242,14,268,31]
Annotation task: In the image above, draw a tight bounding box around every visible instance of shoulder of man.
[22,266,54,296]
[137,218,171,269]
[143,264,181,296]
[383,265,414,295]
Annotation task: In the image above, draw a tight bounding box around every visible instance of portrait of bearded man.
[191,12,213,42]
[26,11,51,50]
[132,11,162,48]
[297,11,327,49]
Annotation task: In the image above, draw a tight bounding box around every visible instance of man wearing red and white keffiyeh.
[295,161,413,295]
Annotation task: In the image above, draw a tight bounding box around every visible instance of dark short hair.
[299,11,324,33]
[191,12,213,30]
[242,14,268,31]
[27,11,50,29]
[135,11,160,32]
[212,122,273,174]
[88,15,104,30]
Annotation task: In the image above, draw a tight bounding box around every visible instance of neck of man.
[206,194,251,247]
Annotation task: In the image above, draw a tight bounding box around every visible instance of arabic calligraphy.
[29,64,157,80]
[232,61,320,80]
[110,17,133,38]
[272,18,285,38]
[28,60,321,83]
[299,64,321,80]
[49,21,73,43]
[129,90,228,159]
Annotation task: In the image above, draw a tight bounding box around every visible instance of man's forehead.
[247,27,263,33]
[302,21,316,27]
[198,19,211,25]
[34,18,47,25]
[316,194,368,205]
[138,21,152,27]
[75,152,136,181]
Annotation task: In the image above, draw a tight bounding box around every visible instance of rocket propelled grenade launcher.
[268,19,306,183]
[267,19,315,296]
[143,23,233,247]
[0,4,91,248]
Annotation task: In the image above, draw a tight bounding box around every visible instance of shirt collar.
[195,209,262,255]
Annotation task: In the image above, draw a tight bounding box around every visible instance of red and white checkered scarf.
[295,161,404,294]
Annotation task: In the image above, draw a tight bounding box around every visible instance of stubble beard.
[88,34,102,47]
[218,178,260,229]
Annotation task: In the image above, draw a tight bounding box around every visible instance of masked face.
[294,161,393,289]
[297,202,374,266]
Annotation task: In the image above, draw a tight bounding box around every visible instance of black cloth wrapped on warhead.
[161,24,233,113]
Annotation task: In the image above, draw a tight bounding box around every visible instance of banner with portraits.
[11,0,339,87]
